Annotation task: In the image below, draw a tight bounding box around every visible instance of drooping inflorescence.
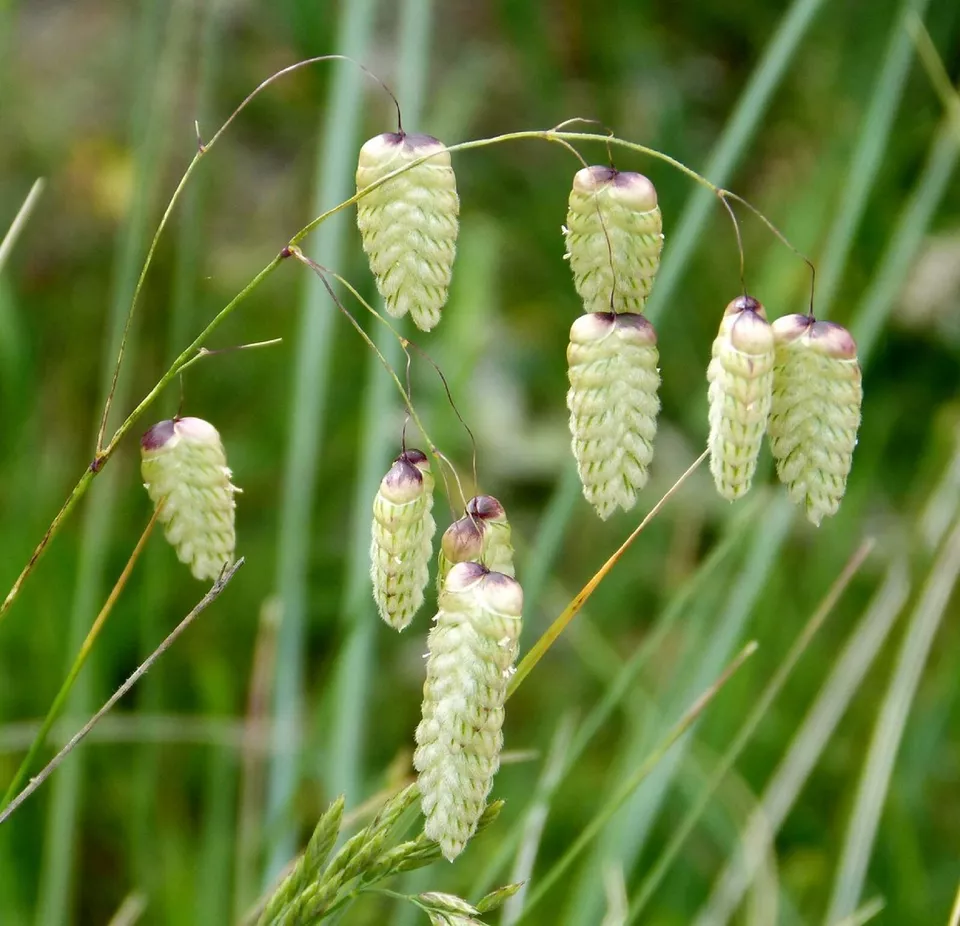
[706,296,776,501]
[767,315,863,525]
[140,417,238,581]
[437,495,514,592]
[370,448,436,631]
[356,132,459,332]
[563,166,664,315]
[567,312,661,519]
[414,562,522,861]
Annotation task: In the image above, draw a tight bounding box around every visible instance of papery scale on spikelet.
[706,296,775,501]
[437,495,515,592]
[414,563,522,861]
[140,417,238,581]
[563,166,664,315]
[567,312,660,518]
[768,315,863,525]
[370,449,436,631]
[356,132,459,331]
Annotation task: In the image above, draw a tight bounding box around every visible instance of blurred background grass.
[1,0,960,923]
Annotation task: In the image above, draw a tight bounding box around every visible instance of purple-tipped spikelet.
[707,296,776,500]
[567,312,661,519]
[140,417,238,581]
[563,166,664,314]
[356,132,459,332]
[437,495,514,592]
[768,315,863,525]
[414,563,522,861]
[370,449,436,630]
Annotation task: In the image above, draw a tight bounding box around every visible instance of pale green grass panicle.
[437,495,515,592]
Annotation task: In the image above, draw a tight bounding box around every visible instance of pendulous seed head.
[767,315,863,525]
[567,311,661,518]
[356,132,459,332]
[414,562,523,861]
[706,296,776,501]
[564,166,664,315]
[437,495,515,591]
[140,417,238,581]
[370,448,437,631]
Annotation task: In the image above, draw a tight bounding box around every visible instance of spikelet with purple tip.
[437,495,514,592]
[414,563,522,861]
[356,132,459,331]
[768,315,863,525]
[140,417,238,581]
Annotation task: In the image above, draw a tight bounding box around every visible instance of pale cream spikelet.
[567,312,661,519]
[707,296,776,501]
[140,417,238,581]
[437,495,515,592]
[414,562,522,861]
[370,449,436,631]
[563,166,664,314]
[768,315,863,525]
[356,132,459,332]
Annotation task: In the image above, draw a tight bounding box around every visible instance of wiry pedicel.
[140,417,238,581]
[437,495,515,592]
[768,315,863,525]
[414,563,522,861]
[370,449,436,631]
[356,132,459,331]
[567,312,661,519]
[707,296,775,500]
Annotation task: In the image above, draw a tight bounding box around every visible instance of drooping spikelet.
[437,495,515,592]
[370,448,436,631]
[567,312,661,519]
[707,296,776,501]
[768,315,863,525]
[563,166,664,315]
[140,417,238,581]
[414,562,522,861]
[356,132,459,332]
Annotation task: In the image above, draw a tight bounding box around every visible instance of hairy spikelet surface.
[564,166,663,314]
[141,417,238,581]
[414,563,522,861]
[370,449,436,630]
[768,315,863,525]
[567,312,660,519]
[356,132,459,331]
[437,495,514,592]
[707,297,775,500]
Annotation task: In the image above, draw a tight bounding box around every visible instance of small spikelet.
[563,166,664,314]
[707,296,776,501]
[566,312,661,519]
[140,417,238,581]
[437,495,515,592]
[414,563,522,861]
[370,449,436,631]
[768,315,863,525]
[356,132,459,331]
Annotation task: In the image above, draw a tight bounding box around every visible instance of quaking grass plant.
[0,55,865,923]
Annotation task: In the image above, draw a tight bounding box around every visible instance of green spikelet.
[370,449,436,631]
[567,312,661,519]
[140,417,238,581]
[356,132,459,332]
[414,563,522,861]
[768,315,863,525]
[563,166,663,314]
[707,296,776,501]
[437,495,514,592]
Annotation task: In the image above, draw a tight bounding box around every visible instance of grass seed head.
[564,166,663,314]
[140,417,238,581]
[370,448,437,631]
[706,296,776,501]
[437,495,515,591]
[567,312,661,518]
[768,315,863,525]
[356,132,459,332]
[414,562,522,861]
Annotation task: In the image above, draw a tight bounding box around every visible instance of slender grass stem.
[0,178,44,275]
